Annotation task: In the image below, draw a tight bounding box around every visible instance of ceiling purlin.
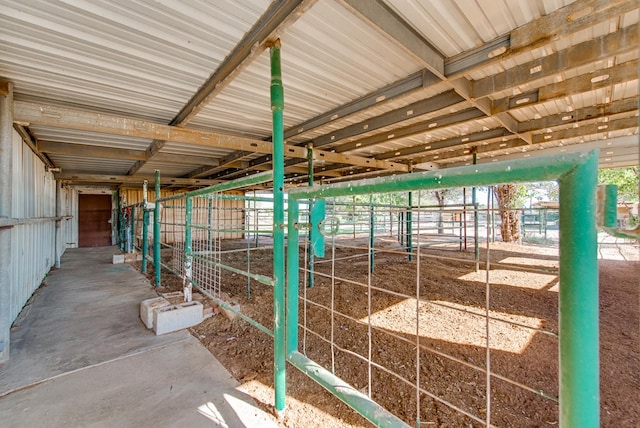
[127,0,314,176]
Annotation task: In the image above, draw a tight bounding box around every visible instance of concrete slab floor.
[0,247,279,427]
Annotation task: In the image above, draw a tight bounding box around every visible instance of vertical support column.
[154,170,161,287]
[183,196,193,302]
[0,79,13,363]
[55,181,63,268]
[207,198,213,251]
[558,152,599,427]
[142,180,149,274]
[129,205,135,254]
[270,39,286,417]
[369,195,375,272]
[286,199,300,356]
[307,143,314,288]
[472,151,479,272]
[407,192,413,261]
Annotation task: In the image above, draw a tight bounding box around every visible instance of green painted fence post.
[558,152,599,427]
[184,196,193,301]
[142,180,149,274]
[270,39,286,417]
[308,143,315,288]
[154,170,161,287]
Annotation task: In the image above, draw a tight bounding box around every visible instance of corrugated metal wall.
[9,130,73,324]
[122,188,246,242]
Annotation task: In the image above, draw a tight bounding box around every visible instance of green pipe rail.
[287,150,599,428]
[270,40,287,416]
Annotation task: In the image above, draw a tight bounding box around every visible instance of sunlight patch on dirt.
[498,256,558,269]
[364,299,542,354]
[458,269,557,290]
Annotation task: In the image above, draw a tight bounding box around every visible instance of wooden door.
[78,194,112,247]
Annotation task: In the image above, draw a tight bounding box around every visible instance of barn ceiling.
[1,0,638,189]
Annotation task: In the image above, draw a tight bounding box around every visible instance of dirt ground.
[136,237,639,427]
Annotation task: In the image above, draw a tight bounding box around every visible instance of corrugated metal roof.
[188,0,423,137]
[2,0,637,186]
[382,0,577,58]
[47,153,134,175]
[1,0,271,120]
[29,125,153,150]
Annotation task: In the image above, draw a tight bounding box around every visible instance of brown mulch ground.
[136,237,639,427]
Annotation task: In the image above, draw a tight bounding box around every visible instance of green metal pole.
[472,152,479,271]
[270,40,286,416]
[558,152,599,427]
[184,196,193,301]
[154,170,161,287]
[286,199,300,356]
[369,195,375,273]
[308,143,315,288]
[142,180,149,274]
[129,205,135,254]
[407,192,413,261]
[207,198,213,251]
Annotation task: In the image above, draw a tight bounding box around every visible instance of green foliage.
[598,167,640,202]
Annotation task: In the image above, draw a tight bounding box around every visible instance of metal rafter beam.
[445,0,638,79]
[14,101,407,173]
[335,108,485,154]
[517,97,639,133]
[531,116,638,144]
[410,138,527,166]
[128,0,314,175]
[493,60,639,115]
[338,0,444,77]
[285,69,439,139]
[54,173,223,187]
[473,24,639,99]
[240,89,465,171]
[376,128,512,161]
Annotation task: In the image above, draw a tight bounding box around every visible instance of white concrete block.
[113,254,125,264]
[153,301,203,335]
[161,291,184,305]
[140,297,170,329]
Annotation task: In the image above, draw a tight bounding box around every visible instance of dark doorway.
[78,194,113,247]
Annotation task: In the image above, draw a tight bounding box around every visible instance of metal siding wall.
[8,130,58,324]
[122,188,245,242]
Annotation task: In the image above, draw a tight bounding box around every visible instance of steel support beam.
[518,97,639,133]
[338,0,444,77]
[473,24,639,99]
[531,116,638,144]
[285,69,439,139]
[493,60,639,115]
[15,101,406,173]
[446,0,638,79]
[376,128,511,160]
[0,80,13,362]
[335,107,485,154]
[54,173,223,187]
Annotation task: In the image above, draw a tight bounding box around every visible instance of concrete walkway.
[0,247,279,428]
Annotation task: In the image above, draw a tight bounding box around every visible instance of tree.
[494,184,527,242]
[598,167,639,202]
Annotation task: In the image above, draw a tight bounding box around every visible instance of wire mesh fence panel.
[286,152,599,427]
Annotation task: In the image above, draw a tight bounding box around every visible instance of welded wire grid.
[298,188,560,426]
[156,196,187,278]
